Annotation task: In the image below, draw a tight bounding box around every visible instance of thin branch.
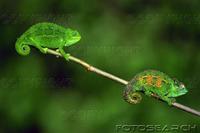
[47,49,200,117]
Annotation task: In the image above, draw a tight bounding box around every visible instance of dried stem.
[47,49,200,117]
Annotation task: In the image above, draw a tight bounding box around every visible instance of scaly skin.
[15,22,81,60]
[123,70,188,105]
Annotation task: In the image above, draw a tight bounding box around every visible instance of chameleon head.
[169,78,188,97]
[65,28,81,46]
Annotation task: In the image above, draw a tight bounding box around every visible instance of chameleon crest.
[15,22,81,60]
[123,70,188,105]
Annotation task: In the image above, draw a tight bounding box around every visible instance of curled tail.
[15,36,31,56]
[123,78,142,104]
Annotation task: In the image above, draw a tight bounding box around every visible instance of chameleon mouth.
[178,89,188,96]
[182,89,188,94]
[66,36,81,46]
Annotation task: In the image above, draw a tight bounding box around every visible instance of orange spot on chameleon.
[146,75,153,85]
[156,77,162,88]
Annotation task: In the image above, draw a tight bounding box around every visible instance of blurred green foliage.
[0,0,200,133]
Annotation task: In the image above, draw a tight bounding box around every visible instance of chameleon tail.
[15,37,30,56]
[123,87,142,104]
[123,80,142,104]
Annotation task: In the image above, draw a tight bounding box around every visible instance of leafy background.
[0,0,200,133]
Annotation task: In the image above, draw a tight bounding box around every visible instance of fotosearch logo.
[115,124,198,132]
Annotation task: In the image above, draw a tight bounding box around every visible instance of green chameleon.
[123,70,188,105]
[15,22,81,60]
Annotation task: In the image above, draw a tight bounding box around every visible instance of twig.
[47,49,200,117]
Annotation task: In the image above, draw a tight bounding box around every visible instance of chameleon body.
[15,22,81,60]
[123,70,188,105]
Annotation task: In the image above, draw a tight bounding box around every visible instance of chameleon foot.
[58,47,70,61]
[56,49,60,58]
[163,96,175,106]
[167,98,176,106]
[144,90,152,97]
[62,53,70,61]
[40,48,48,54]
[43,48,48,53]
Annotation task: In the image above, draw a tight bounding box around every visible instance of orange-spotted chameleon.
[123,70,188,105]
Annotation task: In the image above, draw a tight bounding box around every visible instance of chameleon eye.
[179,83,185,89]
[72,32,77,36]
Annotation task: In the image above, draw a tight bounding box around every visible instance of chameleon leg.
[144,90,152,97]
[35,44,48,54]
[30,38,48,54]
[170,98,176,104]
[162,96,175,105]
[59,47,70,61]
